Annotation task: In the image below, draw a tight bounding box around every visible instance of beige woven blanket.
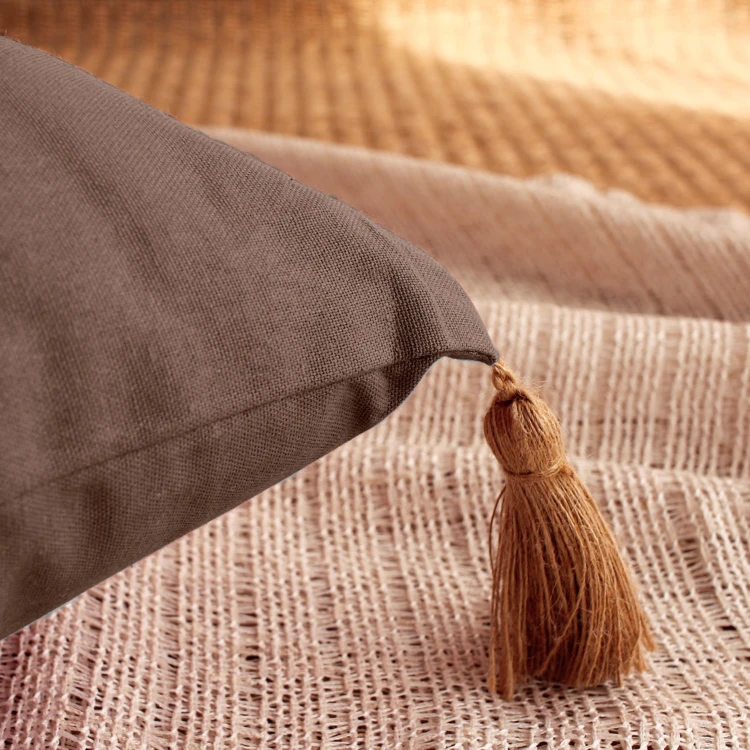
[2,128,748,748]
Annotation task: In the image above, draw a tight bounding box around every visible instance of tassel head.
[484,362,654,699]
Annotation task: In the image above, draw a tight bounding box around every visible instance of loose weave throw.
[1,129,748,748]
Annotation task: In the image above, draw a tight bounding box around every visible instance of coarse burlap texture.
[2,129,749,747]
[2,1,750,747]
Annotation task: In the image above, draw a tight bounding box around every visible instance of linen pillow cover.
[0,36,496,638]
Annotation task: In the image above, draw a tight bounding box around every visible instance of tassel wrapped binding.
[483,361,655,699]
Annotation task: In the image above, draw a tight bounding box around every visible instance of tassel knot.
[490,361,521,398]
[485,363,569,479]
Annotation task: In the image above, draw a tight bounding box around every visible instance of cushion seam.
[10,348,493,503]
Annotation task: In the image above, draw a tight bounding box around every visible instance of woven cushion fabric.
[0,37,496,639]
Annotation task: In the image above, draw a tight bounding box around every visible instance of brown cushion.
[0,36,497,638]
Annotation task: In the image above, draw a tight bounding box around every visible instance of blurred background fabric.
[3,0,750,210]
[2,3,750,748]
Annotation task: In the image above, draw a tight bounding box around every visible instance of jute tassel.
[483,361,654,699]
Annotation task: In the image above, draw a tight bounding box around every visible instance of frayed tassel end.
[484,361,655,700]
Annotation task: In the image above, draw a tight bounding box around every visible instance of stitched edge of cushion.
[10,348,495,503]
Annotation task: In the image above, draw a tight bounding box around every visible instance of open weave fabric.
[1,129,749,748]
[2,0,750,211]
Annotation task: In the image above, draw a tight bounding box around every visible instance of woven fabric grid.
[2,129,749,747]
[2,0,750,210]
[3,1,750,745]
